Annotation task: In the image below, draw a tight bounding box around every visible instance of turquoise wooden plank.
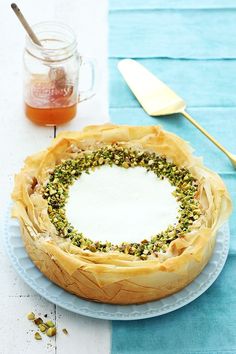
[110,3,236,354]
[110,58,236,107]
[109,9,236,58]
[230,235,236,255]
[222,173,236,237]
[112,255,236,354]
[110,0,236,11]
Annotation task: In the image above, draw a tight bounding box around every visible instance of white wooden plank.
[54,2,111,353]
[0,0,111,353]
[0,0,56,310]
[55,0,109,131]
[56,309,111,354]
[0,247,38,297]
[54,2,111,351]
[0,1,57,353]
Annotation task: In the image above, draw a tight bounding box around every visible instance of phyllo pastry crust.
[12,124,232,304]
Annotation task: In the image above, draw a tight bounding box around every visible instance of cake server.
[118,59,236,168]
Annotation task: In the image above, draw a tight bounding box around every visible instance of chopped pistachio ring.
[43,145,201,260]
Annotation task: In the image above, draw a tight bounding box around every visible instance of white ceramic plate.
[4,216,229,320]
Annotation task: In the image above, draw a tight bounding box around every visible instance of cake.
[12,124,231,304]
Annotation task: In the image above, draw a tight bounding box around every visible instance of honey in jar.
[25,103,77,126]
[23,22,95,126]
[25,75,77,125]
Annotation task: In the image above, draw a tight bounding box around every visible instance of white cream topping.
[65,165,179,244]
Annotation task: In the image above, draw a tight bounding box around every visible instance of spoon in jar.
[11,3,67,89]
[118,59,236,168]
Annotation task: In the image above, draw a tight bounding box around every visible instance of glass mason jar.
[23,22,95,126]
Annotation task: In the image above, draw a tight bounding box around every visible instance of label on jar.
[25,74,76,108]
[31,81,73,102]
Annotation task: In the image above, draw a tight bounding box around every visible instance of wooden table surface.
[0,0,111,353]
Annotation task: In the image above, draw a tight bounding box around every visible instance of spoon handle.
[11,3,42,46]
[182,110,236,168]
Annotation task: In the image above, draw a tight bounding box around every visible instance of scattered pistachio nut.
[39,324,47,332]
[46,327,57,337]
[34,332,42,340]
[62,328,68,335]
[27,312,35,321]
[34,317,43,326]
[45,320,55,328]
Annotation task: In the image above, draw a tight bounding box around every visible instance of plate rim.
[3,214,229,321]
